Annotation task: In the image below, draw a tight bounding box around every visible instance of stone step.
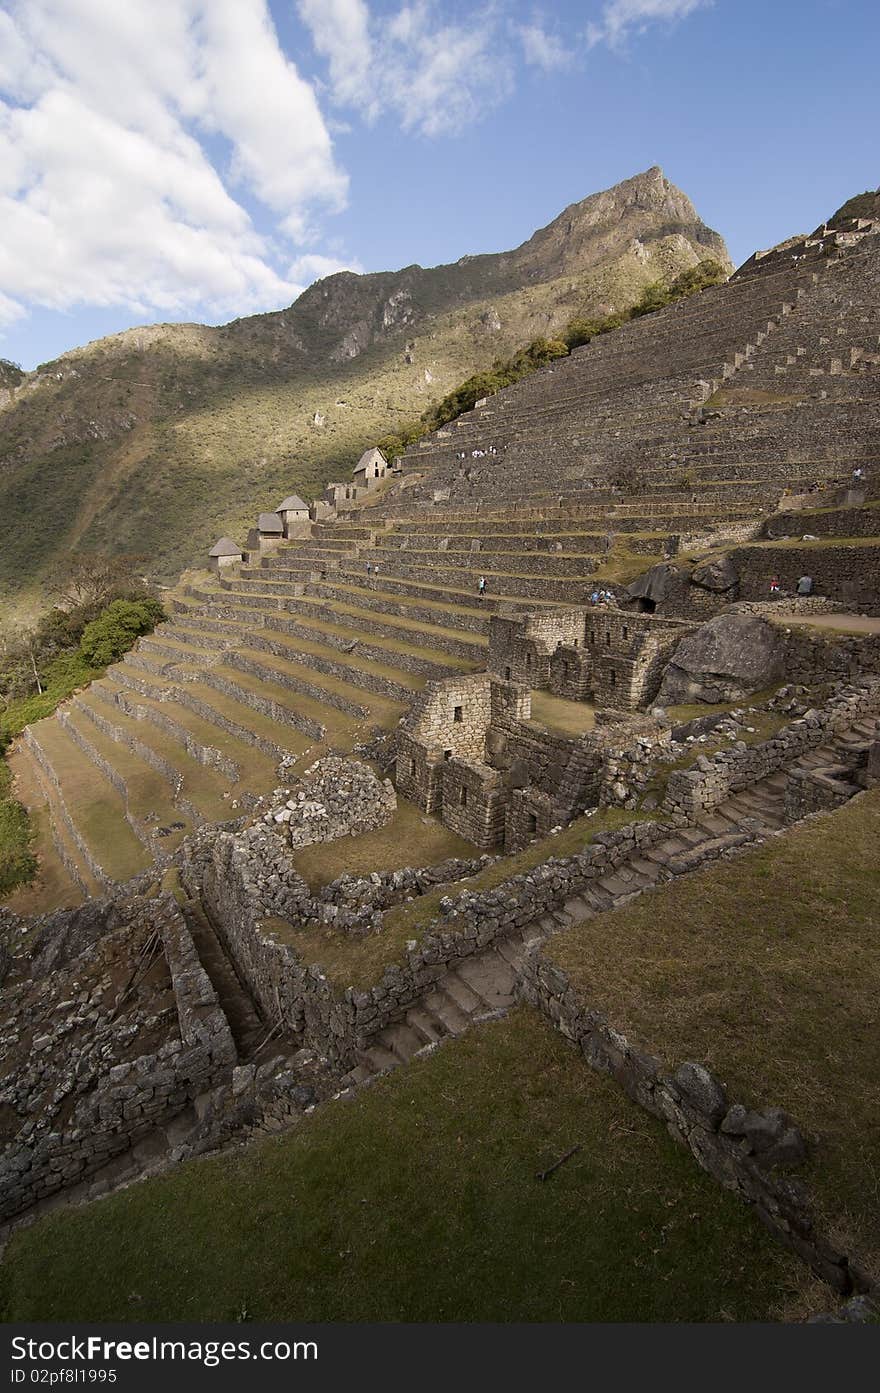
[440,973,485,1016]
[355,1043,398,1074]
[405,1006,445,1045]
[378,1021,427,1064]
[453,952,517,1010]
[421,987,472,1035]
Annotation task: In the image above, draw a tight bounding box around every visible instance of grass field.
[0,1010,808,1323]
[546,785,880,1283]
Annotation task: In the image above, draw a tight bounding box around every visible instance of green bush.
[79,598,165,669]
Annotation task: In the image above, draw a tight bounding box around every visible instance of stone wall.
[394,673,493,812]
[729,543,880,615]
[663,680,880,819]
[0,894,235,1224]
[439,759,506,848]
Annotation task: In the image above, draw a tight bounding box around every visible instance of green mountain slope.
[0,167,730,618]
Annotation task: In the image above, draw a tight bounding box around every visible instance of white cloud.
[586,0,712,50]
[287,253,365,283]
[297,0,514,138]
[517,22,573,72]
[0,0,350,338]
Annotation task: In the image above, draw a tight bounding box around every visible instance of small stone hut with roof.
[277,494,310,536]
[208,537,244,573]
[353,447,389,489]
[254,511,284,556]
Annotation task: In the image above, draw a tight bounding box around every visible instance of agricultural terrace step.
[74,686,244,824]
[259,614,472,679]
[328,565,595,604]
[237,628,424,703]
[290,580,495,634]
[375,534,660,557]
[24,719,151,887]
[137,633,220,666]
[222,649,375,724]
[91,676,281,791]
[109,664,314,765]
[368,545,617,571]
[198,665,329,742]
[63,698,194,854]
[195,591,487,664]
[170,604,471,679]
[6,741,100,905]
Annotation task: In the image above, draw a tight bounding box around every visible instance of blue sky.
[1,0,877,370]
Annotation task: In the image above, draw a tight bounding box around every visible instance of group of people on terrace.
[769,574,814,597]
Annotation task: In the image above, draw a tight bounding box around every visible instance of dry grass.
[0,1010,809,1323]
[291,797,474,890]
[547,786,880,1282]
[529,691,597,736]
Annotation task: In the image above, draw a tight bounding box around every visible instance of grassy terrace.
[25,721,151,884]
[545,786,880,1283]
[529,691,597,736]
[279,806,661,991]
[0,1011,808,1323]
[292,797,474,890]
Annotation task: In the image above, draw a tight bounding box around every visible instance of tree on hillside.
[0,624,45,698]
[49,552,152,613]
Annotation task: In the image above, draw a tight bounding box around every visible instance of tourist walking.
[769,575,780,595]
[796,574,814,596]
[478,575,486,599]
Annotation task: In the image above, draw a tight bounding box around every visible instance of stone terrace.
[8,209,880,914]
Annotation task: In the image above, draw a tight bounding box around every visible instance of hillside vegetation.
[0,168,729,620]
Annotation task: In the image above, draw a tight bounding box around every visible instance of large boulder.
[624,562,676,605]
[690,554,739,593]
[657,614,783,704]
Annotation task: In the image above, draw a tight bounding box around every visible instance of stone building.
[488,608,693,710]
[255,511,284,556]
[207,537,244,573]
[394,639,671,852]
[354,448,390,489]
[277,494,310,536]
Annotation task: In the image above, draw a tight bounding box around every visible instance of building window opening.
[622,627,629,640]
[605,632,611,646]
[453,705,463,723]
[527,813,538,833]
[504,665,511,681]
[409,758,416,776]
[444,749,453,761]
[460,786,468,806]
